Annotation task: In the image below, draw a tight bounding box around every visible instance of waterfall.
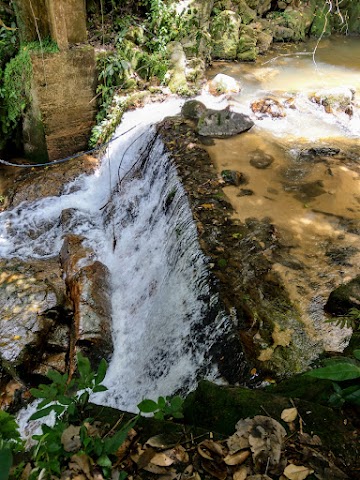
[0,99,233,412]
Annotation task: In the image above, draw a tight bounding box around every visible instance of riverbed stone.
[221,170,246,186]
[197,108,254,137]
[249,150,274,169]
[324,276,360,317]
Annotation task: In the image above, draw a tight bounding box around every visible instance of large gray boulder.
[197,107,254,137]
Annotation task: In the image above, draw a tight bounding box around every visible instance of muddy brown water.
[206,36,360,352]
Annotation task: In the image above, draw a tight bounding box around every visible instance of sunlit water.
[203,36,360,351]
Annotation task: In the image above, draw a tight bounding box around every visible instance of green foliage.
[0,24,18,69]
[0,45,32,150]
[306,351,360,407]
[326,308,360,330]
[25,352,138,479]
[138,395,184,420]
[0,410,24,480]
[30,353,108,421]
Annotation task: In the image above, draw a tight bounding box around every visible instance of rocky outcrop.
[0,258,67,377]
[60,231,113,365]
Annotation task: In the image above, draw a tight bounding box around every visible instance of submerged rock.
[249,150,274,169]
[221,170,247,186]
[197,108,254,137]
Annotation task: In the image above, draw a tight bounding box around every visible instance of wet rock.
[181,100,207,120]
[60,234,113,363]
[324,276,360,316]
[211,10,241,60]
[208,73,241,96]
[221,170,247,186]
[249,151,274,169]
[300,147,341,158]
[47,324,70,351]
[251,97,286,118]
[197,108,254,137]
[310,86,355,114]
[33,352,67,376]
[0,258,65,374]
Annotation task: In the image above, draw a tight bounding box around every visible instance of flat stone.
[197,108,254,137]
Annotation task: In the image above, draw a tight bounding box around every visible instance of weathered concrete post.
[14,0,97,162]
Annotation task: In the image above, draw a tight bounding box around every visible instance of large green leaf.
[96,359,108,385]
[137,399,158,413]
[306,363,360,381]
[353,349,360,361]
[0,447,12,480]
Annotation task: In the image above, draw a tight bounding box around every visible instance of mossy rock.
[211,10,241,60]
[237,25,258,61]
[183,380,359,464]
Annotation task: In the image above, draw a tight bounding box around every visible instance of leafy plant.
[306,350,360,407]
[0,411,24,480]
[326,307,360,330]
[25,352,137,479]
[30,352,108,421]
[138,395,184,420]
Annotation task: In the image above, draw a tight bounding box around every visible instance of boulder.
[181,100,207,120]
[324,276,360,316]
[257,30,273,54]
[208,73,241,96]
[251,97,286,118]
[211,10,241,60]
[197,107,254,137]
[0,258,65,374]
[246,0,272,16]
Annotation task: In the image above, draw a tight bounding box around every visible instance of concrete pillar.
[13,0,98,163]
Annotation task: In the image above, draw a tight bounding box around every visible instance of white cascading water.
[0,99,231,413]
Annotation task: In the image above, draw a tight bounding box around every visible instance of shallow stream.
[204,36,360,352]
